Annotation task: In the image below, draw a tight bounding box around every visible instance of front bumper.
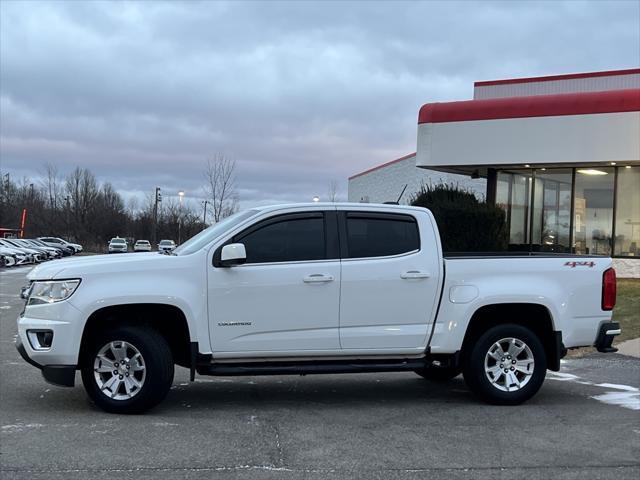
[17,301,84,365]
[16,339,76,387]
[594,321,621,353]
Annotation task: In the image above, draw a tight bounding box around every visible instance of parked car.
[158,239,176,253]
[108,237,128,253]
[26,239,65,258]
[13,239,58,260]
[37,238,75,256]
[134,240,152,252]
[38,237,82,254]
[1,251,16,267]
[16,203,620,414]
[0,246,28,265]
[0,239,42,263]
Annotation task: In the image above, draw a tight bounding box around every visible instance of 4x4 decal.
[564,261,596,268]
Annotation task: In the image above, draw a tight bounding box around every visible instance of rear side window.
[345,213,419,259]
[236,215,325,264]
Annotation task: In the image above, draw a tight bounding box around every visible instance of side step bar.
[197,358,429,377]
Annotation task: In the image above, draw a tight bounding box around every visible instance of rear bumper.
[16,339,76,387]
[594,321,620,353]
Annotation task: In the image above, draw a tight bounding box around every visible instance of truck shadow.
[160,373,475,411]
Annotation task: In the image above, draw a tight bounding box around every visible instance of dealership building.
[348,68,640,277]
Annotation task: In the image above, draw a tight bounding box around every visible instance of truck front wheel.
[80,325,174,414]
[462,324,547,405]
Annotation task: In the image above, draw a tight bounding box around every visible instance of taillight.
[602,268,616,311]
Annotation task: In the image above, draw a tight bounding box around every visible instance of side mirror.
[220,243,246,267]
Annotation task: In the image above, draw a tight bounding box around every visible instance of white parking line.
[548,371,640,411]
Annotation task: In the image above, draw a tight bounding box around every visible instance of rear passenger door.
[338,210,441,350]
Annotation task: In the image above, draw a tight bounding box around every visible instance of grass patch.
[613,278,640,343]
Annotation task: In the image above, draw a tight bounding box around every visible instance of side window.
[236,215,326,264]
[345,213,419,259]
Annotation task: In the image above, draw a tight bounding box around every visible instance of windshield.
[174,209,260,255]
[111,238,126,244]
[137,241,149,244]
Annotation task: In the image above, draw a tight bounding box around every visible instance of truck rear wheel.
[462,324,546,405]
[80,325,174,414]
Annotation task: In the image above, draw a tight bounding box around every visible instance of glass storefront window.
[532,169,572,252]
[494,166,636,257]
[573,167,615,255]
[496,172,510,211]
[615,166,640,256]
[509,171,531,248]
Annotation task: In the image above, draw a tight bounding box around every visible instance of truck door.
[338,210,441,350]
[208,210,341,354]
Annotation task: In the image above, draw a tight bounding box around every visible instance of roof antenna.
[384,184,408,205]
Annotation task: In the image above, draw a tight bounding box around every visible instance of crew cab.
[16,203,619,414]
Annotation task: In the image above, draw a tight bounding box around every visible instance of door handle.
[303,274,335,283]
[400,270,431,279]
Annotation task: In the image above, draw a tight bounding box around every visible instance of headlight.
[26,279,81,306]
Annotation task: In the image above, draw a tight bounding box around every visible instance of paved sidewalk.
[616,338,640,358]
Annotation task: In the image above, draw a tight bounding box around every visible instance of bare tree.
[126,196,140,216]
[327,179,339,202]
[203,153,238,223]
[40,163,61,211]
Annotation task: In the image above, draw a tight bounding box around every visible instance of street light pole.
[65,195,70,240]
[202,200,209,230]
[178,190,185,245]
[153,187,161,246]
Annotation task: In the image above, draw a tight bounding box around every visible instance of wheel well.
[461,303,561,370]
[79,304,191,368]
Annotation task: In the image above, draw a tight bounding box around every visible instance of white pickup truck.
[17,203,620,413]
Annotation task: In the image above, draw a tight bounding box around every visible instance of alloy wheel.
[483,337,535,392]
[93,340,146,400]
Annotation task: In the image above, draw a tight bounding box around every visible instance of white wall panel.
[417,111,640,168]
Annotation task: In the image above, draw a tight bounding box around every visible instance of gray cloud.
[1,0,639,207]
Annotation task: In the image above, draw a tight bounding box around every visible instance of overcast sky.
[1,0,639,209]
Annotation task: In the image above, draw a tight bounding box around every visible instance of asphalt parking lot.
[1,267,639,479]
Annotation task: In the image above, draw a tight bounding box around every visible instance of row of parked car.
[0,236,83,268]
[107,238,176,253]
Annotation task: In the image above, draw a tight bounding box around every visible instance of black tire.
[462,324,547,405]
[414,366,462,382]
[80,325,174,414]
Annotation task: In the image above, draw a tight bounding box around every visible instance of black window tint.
[239,217,325,263]
[346,215,419,258]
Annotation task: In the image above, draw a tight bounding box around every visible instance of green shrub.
[410,183,508,253]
